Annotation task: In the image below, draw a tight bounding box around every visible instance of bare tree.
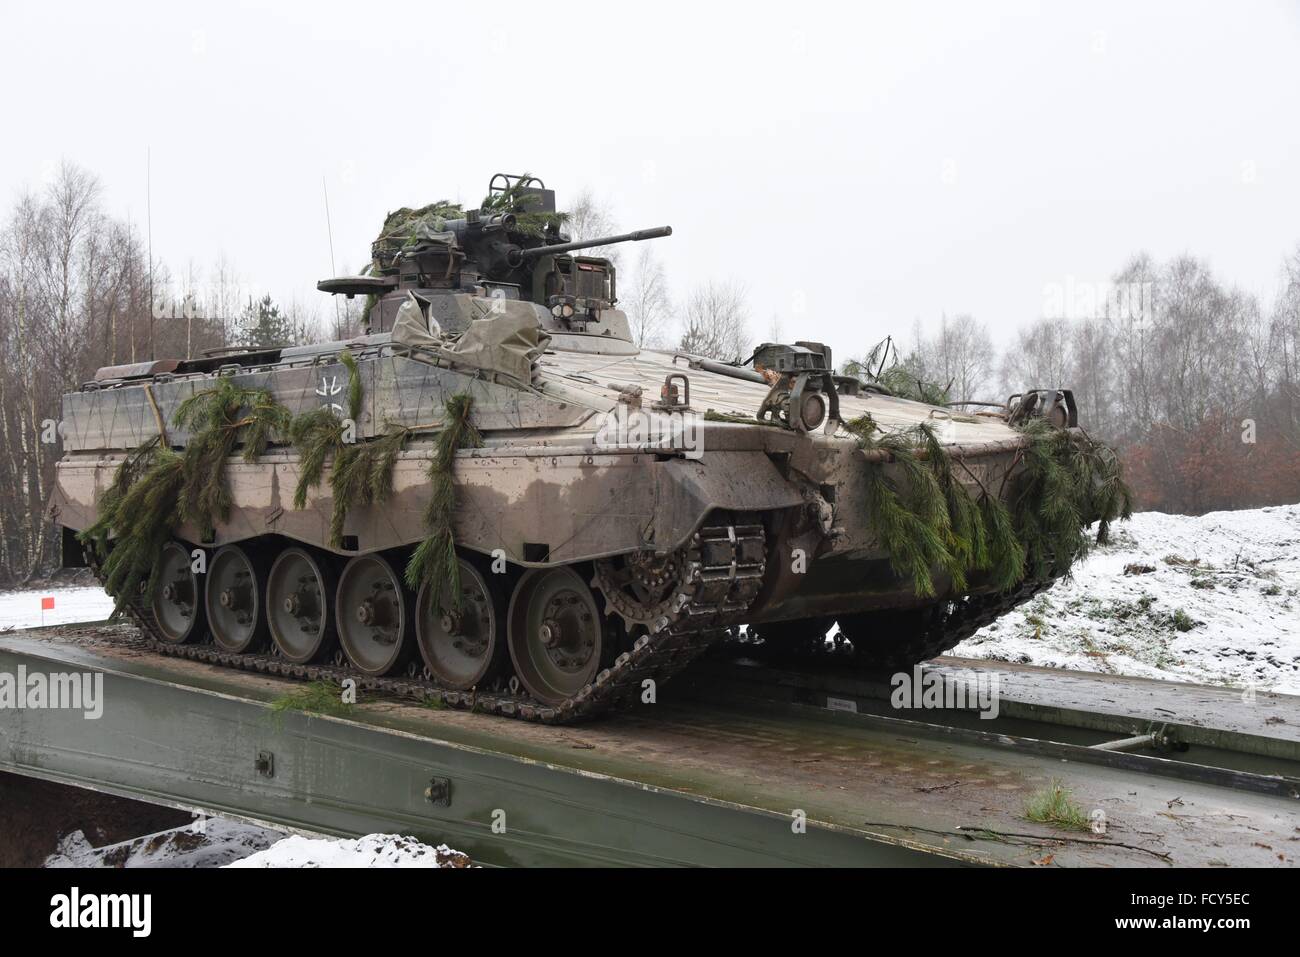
[678,280,751,361]
[179,259,203,358]
[1000,318,1074,396]
[0,164,116,578]
[1068,318,1116,436]
[914,314,995,402]
[564,188,620,266]
[1268,244,1300,441]
[0,192,48,581]
[620,247,672,347]
[284,295,326,344]
[42,162,103,387]
[768,314,784,342]
[0,161,363,583]
[208,253,244,346]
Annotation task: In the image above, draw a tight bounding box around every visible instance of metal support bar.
[1092,732,1163,753]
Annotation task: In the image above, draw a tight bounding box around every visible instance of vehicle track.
[88,522,766,724]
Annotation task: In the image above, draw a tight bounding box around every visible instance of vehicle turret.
[320,174,671,336]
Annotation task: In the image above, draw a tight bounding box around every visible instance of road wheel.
[335,554,413,676]
[151,541,205,644]
[267,546,338,663]
[506,567,603,705]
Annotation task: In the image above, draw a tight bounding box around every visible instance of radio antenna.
[323,176,341,339]
[147,147,155,360]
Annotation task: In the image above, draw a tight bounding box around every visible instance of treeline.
[0,162,360,584]
[845,252,1300,516]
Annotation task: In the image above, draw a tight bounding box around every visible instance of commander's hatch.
[317,275,398,298]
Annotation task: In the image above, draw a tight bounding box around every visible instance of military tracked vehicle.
[52,173,1128,723]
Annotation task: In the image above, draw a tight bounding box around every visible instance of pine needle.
[875,367,951,405]
[847,411,1126,598]
[851,422,955,597]
[1013,421,1087,579]
[172,378,289,537]
[980,493,1025,591]
[286,354,407,547]
[480,174,569,237]
[323,425,411,549]
[338,350,362,421]
[404,394,482,608]
[78,439,186,613]
[367,426,408,504]
[82,379,293,610]
[1008,419,1133,579]
[288,407,346,510]
[370,201,465,274]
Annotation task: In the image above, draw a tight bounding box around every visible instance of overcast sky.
[3,0,1298,362]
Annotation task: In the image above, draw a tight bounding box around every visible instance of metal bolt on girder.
[424,776,452,807]
[255,751,275,777]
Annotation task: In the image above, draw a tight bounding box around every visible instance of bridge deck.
[1,625,1295,867]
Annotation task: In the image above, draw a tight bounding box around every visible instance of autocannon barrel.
[509,226,672,266]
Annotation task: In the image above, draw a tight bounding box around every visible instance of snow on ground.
[226,833,471,868]
[46,818,281,868]
[953,504,1300,694]
[0,584,113,631]
[41,816,471,869]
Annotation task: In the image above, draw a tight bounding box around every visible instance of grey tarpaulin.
[391,291,441,346]
[443,309,551,387]
[392,295,550,388]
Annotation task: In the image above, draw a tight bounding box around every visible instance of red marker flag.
[41,596,55,610]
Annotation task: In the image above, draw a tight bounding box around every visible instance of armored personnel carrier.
[52,174,1128,723]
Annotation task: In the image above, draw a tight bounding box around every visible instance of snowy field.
[954,504,1300,694]
[0,584,113,631]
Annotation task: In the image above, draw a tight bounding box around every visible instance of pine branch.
[404,394,482,609]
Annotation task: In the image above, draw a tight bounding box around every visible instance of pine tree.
[236,294,294,349]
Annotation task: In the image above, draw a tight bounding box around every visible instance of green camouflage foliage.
[845,414,1128,597]
[480,174,568,238]
[325,425,410,549]
[404,393,482,609]
[80,378,292,611]
[173,378,291,537]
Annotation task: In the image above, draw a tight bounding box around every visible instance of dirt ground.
[0,770,191,867]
